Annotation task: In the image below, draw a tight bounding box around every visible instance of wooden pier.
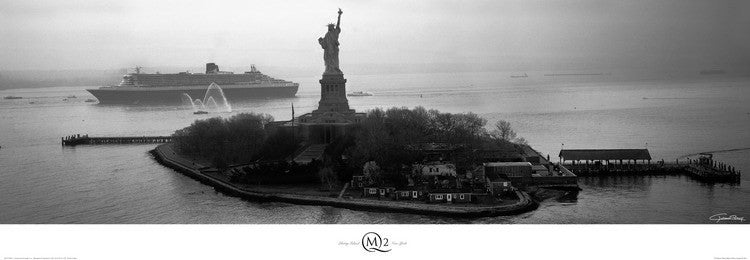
[61,134,172,146]
[559,149,741,183]
[683,155,741,182]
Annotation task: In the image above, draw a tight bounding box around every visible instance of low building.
[351,175,366,188]
[363,187,379,197]
[416,163,458,177]
[427,191,472,204]
[531,164,551,176]
[394,190,426,200]
[379,187,396,197]
[484,162,533,186]
[362,187,396,198]
[559,149,652,164]
[485,171,513,196]
[349,175,370,188]
[469,165,485,180]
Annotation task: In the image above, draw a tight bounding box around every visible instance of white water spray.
[181,83,233,113]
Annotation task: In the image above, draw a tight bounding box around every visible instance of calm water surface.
[1,72,748,223]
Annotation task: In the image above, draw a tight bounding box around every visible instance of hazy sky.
[1,0,748,73]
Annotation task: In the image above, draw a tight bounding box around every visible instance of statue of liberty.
[319,8,343,75]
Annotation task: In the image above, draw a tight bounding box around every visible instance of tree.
[172,112,290,166]
[491,120,517,141]
[345,108,390,169]
[342,107,527,181]
[362,161,381,182]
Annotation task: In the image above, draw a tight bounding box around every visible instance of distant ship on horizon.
[347,91,372,97]
[87,63,299,104]
[543,72,607,77]
[699,68,726,75]
[510,73,528,78]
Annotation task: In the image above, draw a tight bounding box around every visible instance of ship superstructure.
[87,63,299,104]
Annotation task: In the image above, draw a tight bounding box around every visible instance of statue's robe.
[320,27,342,75]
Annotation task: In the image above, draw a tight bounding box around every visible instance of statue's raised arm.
[336,8,342,30]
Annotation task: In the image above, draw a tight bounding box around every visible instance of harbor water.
[1,71,749,223]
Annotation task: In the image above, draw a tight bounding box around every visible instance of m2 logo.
[362,232,391,252]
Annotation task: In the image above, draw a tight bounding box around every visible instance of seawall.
[151,143,538,218]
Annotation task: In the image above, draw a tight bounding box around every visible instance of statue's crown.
[327,23,335,27]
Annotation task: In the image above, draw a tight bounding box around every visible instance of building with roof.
[427,191,473,204]
[483,162,533,187]
[559,149,652,164]
[415,163,458,177]
[363,187,396,198]
[484,171,513,196]
[394,189,427,200]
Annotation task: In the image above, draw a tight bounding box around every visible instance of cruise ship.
[87,63,299,104]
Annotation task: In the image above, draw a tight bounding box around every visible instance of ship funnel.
[206,63,219,74]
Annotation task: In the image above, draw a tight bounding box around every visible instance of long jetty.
[559,148,741,183]
[61,134,172,146]
[563,158,741,183]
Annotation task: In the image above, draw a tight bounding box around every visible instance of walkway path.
[293,144,327,164]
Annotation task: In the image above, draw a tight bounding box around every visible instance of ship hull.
[87,85,298,105]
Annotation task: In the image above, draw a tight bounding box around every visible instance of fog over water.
[1,0,749,75]
[1,73,748,223]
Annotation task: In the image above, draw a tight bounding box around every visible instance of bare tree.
[491,120,517,141]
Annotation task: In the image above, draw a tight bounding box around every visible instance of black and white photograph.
[0,0,748,259]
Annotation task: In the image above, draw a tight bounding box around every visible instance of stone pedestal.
[279,73,365,144]
[313,73,353,114]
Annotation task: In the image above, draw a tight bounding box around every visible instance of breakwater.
[62,134,172,146]
[151,143,538,217]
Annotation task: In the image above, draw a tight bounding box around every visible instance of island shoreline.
[151,143,539,218]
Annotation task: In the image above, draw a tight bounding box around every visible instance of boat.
[193,110,209,115]
[700,68,726,75]
[510,73,528,78]
[66,95,77,98]
[544,73,604,77]
[3,96,22,99]
[347,91,372,96]
[84,99,97,103]
[86,63,299,104]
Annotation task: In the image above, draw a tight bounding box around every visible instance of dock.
[559,149,741,183]
[683,155,742,182]
[61,134,172,146]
